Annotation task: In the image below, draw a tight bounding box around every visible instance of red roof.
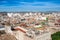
[57,19,60,23]
[15,28,26,33]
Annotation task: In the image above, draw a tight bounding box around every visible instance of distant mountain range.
[0,11,60,13]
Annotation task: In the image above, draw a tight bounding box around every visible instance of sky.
[0,0,60,12]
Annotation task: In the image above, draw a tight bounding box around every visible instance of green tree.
[46,18,48,21]
[51,31,60,40]
[41,22,45,25]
